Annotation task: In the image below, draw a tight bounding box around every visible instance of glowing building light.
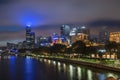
[27,24,31,27]
[81,26,86,29]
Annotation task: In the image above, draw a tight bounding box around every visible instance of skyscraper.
[26,25,35,49]
[30,32,35,48]
[99,30,109,43]
[60,25,71,44]
[61,25,70,37]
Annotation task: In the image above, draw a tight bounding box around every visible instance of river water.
[0,56,119,80]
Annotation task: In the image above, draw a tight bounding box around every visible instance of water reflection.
[99,73,105,80]
[41,59,120,80]
[69,65,73,80]
[87,70,92,80]
[77,67,82,80]
[53,61,56,65]
[0,56,120,80]
[106,73,119,79]
[9,56,16,80]
[24,56,34,80]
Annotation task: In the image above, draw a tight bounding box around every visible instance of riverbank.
[26,54,120,73]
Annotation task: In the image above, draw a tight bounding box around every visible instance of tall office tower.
[99,27,109,44]
[26,25,31,49]
[26,25,35,49]
[60,25,71,44]
[30,32,35,48]
[61,25,70,36]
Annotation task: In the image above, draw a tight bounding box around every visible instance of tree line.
[18,40,120,59]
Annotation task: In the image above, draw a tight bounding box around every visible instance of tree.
[86,46,97,58]
[50,44,66,56]
[66,47,72,58]
[72,40,86,57]
[105,41,118,59]
[116,43,120,59]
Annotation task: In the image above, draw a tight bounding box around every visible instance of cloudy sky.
[0,0,120,46]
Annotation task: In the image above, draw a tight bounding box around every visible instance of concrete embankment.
[39,57,120,73]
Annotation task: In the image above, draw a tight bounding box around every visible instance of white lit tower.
[60,25,71,44]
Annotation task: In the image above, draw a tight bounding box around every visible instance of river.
[0,56,119,80]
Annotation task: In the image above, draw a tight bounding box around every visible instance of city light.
[27,24,31,27]
[0,0,120,80]
[81,26,86,29]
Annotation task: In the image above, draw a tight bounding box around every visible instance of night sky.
[0,0,120,46]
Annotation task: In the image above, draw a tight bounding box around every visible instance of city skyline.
[0,23,120,46]
[0,0,120,46]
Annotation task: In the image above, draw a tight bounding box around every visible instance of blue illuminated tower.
[26,25,35,49]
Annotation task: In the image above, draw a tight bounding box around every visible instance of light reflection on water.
[9,56,16,80]
[42,59,120,80]
[87,69,92,80]
[0,56,120,80]
[24,56,34,80]
[77,66,82,80]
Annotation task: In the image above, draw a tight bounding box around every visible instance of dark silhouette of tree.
[116,43,120,59]
[86,46,97,58]
[18,49,26,53]
[66,47,73,58]
[50,44,66,56]
[72,40,86,57]
[105,41,118,59]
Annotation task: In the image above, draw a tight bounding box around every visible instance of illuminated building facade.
[52,33,61,44]
[37,36,51,47]
[71,33,88,43]
[70,26,89,44]
[51,33,67,45]
[26,25,35,49]
[69,27,77,36]
[109,32,120,43]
